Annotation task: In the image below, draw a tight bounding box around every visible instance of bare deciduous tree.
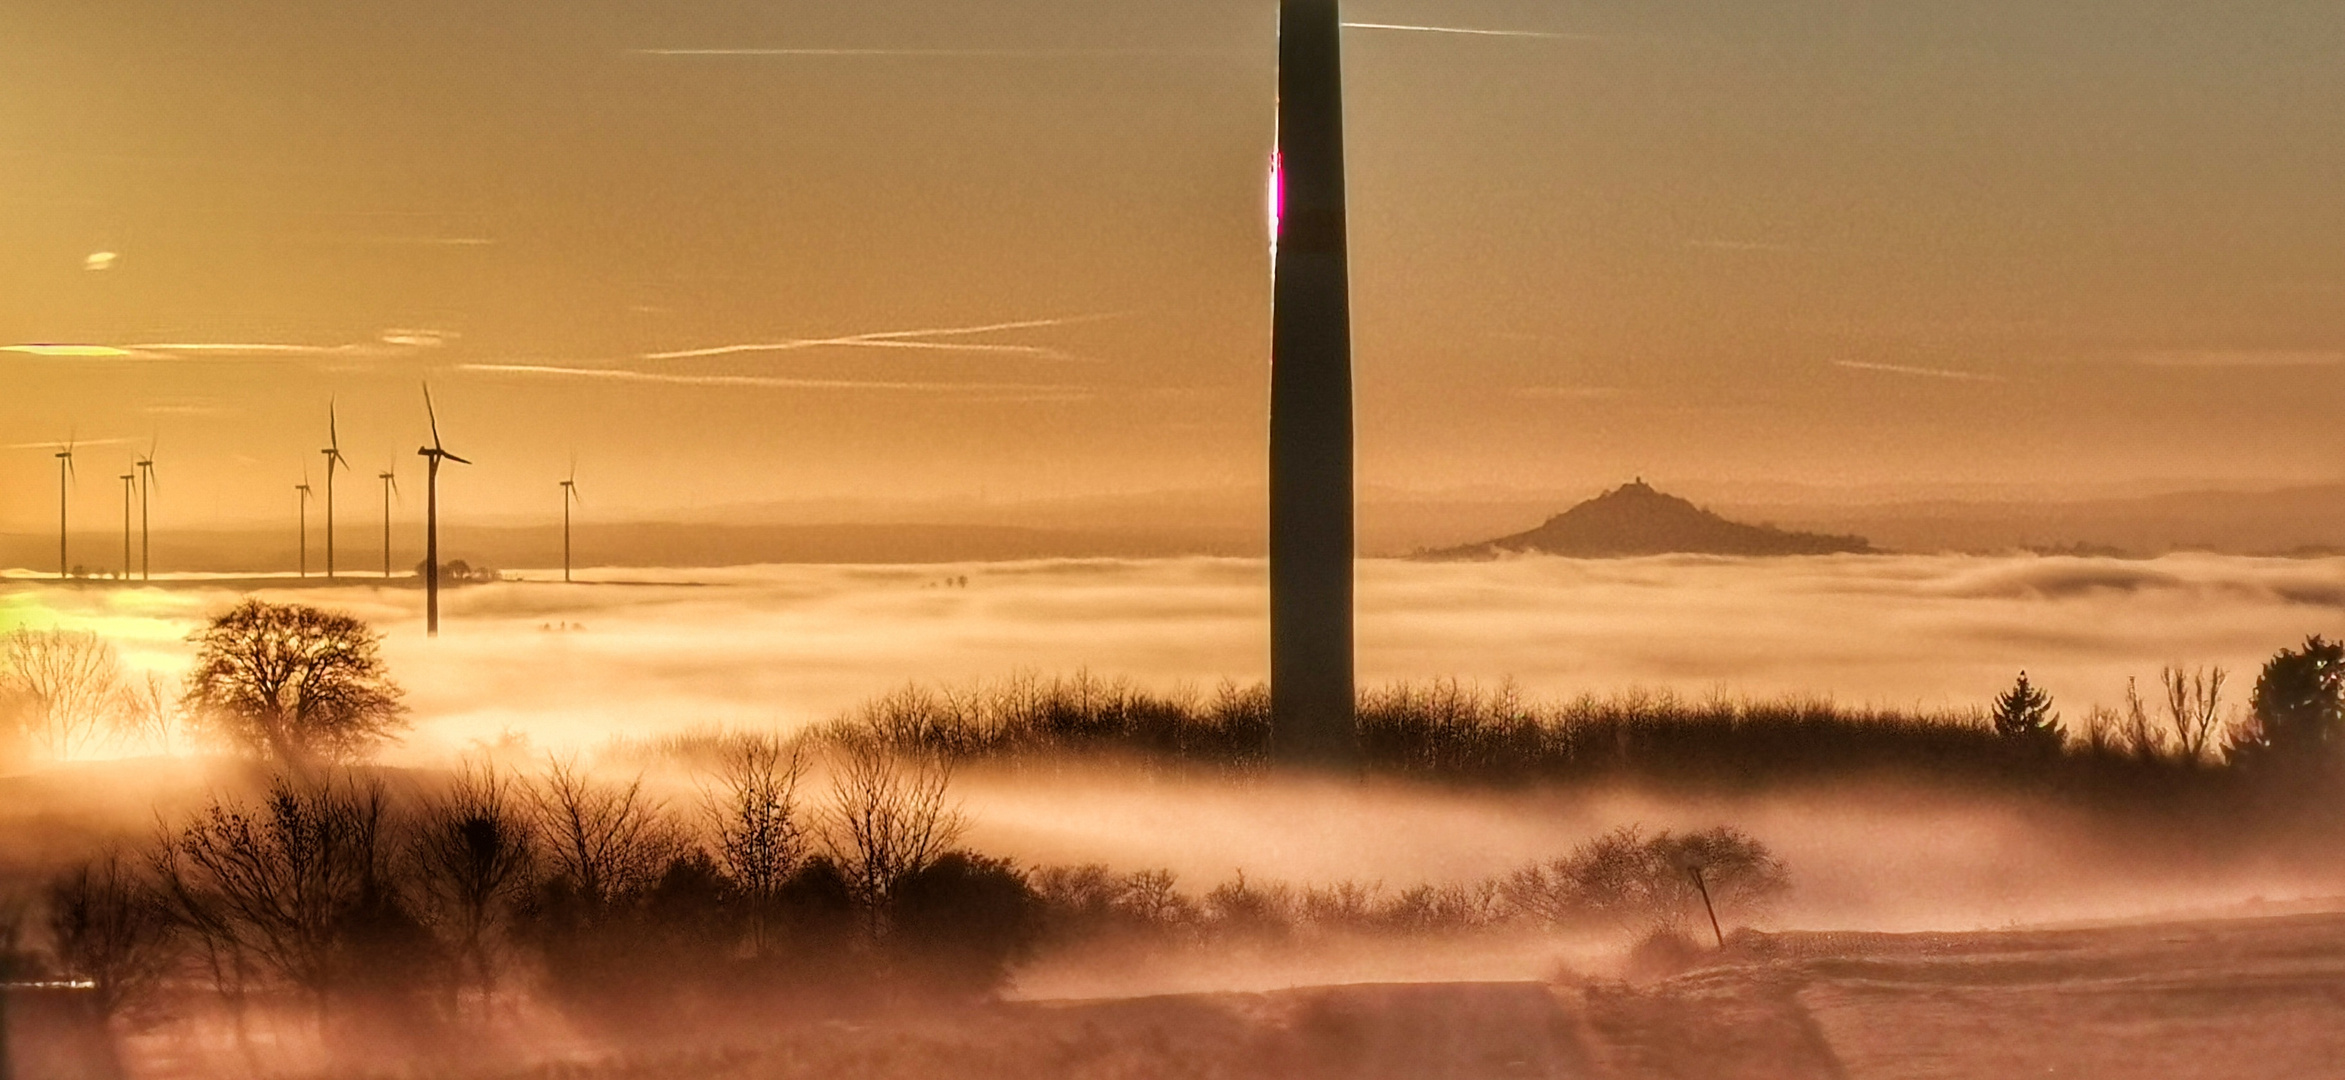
[115,670,182,755]
[2120,677,2167,762]
[822,743,965,934]
[46,847,177,1022]
[531,758,682,916]
[158,775,399,1010]
[703,734,808,953]
[1,627,127,759]
[411,761,536,1008]
[2162,665,2226,764]
[182,601,407,768]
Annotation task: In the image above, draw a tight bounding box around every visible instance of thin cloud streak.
[633,48,1207,58]
[1342,22,1595,40]
[2134,349,2345,369]
[459,363,1082,395]
[1513,386,1627,401]
[7,336,450,362]
[7,437,138,451]
[643,314,1117,363]
[1834,360,2004,383]
[3,344,154,359]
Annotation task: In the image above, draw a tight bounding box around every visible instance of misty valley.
[2,554,2343,1078]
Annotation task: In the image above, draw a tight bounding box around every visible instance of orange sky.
[5,1,2342,530]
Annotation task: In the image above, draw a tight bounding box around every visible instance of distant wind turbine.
[417,384,472,637]
[560,460,582,584]
[135,440,157,580]
[119,472,137,579]
[321,402,349,578]
[296,473,313,578]
[54,438,76,580]
[379,464,399,580]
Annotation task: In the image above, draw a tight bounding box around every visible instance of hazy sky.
[5,1,2342,529]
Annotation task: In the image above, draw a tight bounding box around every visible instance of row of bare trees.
[2,601,410,768]
[40,737,981,1038]
[2074,666,2231,764]
[0,627,179,760]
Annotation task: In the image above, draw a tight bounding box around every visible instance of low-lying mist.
[5,552,2343,1077]
[7,552,2340,757]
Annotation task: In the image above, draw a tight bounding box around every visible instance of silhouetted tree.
[530,759,682,919]
[822,744,965,936]
[46,847,177,1023]
[2231,636,2345,768]
[1991,671,2061,747]
[1,627,127,759]
[158,775,427,1013]
[2162,665,2227,764]
[703,734,808,956]
[410,761,536,1011]
[182,601,407,767]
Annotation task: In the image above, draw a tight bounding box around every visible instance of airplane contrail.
[460,363,1081,393]
[127,343,358,355]
[633,48,1201,58]
[3,344,151,358]
[8,437,138,450]
[1834,360,2004,383]
[1341,22,1593,40]
[7,338,448,360]
[643,314,1117,362]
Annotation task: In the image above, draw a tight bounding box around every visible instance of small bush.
[1503,826,1788,934]
[887,853,1039,999]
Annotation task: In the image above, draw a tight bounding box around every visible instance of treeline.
[22,746,1787,1044]
[818,643,2345,800]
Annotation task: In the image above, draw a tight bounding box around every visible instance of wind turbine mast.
[1270,0,1357,764]
[135,442,157,581]
[322,402,348,578]
[120,473,136,579]
[560,462,580,584]
[55,441,75,580]
[380,466,399,580]
[417,385,472,637]
[296,477,313,578]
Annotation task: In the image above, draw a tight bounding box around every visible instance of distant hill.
[1428,481,1875,559]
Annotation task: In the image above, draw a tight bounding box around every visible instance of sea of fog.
[8,551,2345,940]
[6,552,2342,758]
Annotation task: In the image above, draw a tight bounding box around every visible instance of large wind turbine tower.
[296,477,313,578]
[321,403,349,578]
[417,385,472,637]
[1270,0,1357,764]
[379,466,399,580]
[135,442,157,581]
[54,441,75,580]
[560,463,581,584]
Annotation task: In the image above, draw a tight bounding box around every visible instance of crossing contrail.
[1833,360,2004,383]
[642,314,1117,362]
[460,363,1080,394]
[1341,22,1593,40]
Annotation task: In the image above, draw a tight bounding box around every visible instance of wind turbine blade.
[423,383,445,450]
[443,451,473,466]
